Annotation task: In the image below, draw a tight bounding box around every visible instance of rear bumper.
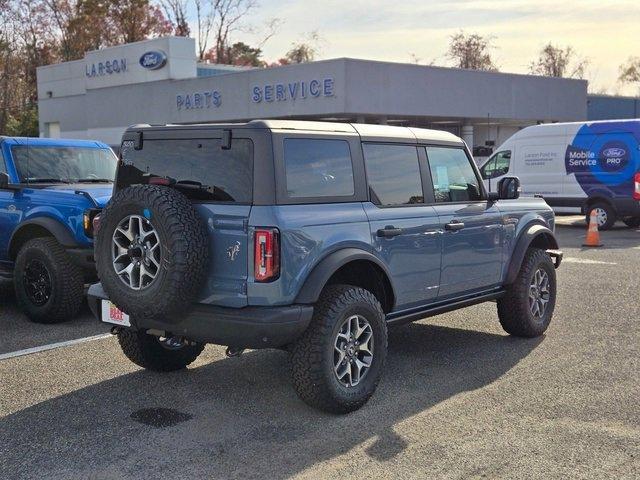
[87,283,314,349]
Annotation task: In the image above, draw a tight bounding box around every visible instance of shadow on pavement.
[0,322,542,479]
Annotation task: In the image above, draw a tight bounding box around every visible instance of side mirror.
[0,172,20,191]
[497,176,520,200]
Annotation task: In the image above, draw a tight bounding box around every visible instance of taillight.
[254,228,280,282]
[634,173,640,201]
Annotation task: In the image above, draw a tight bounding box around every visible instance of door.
[0,147,20,265]
[424,146,504,299]
[362,143,442,310]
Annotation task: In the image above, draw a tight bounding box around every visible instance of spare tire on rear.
[95,185,208,320]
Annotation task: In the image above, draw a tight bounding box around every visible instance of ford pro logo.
[139,50,167,70]
[602,147,626,158]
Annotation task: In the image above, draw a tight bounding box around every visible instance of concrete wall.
[588,94,640,120]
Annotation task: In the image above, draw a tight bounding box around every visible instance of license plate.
[101,300,130,327]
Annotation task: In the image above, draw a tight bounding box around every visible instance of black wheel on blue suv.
[14,237,84,323]
[497,248,557,337]
[291,285,388,414]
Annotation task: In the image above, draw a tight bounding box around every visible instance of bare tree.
[529,43,588,79]
[161,0,190,36]
[212,0,257,63]
[447,31,497,71]
[284,30,322,64]
[619,57,640,84]
[194,0,213,59]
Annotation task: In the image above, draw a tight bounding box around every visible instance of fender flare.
[505,223,559,285]
[9,217,78,259]
[294,248,397,305]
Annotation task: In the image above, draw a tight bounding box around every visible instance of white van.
[479,119,640,230]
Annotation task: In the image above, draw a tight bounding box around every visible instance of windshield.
[11,146,117,183]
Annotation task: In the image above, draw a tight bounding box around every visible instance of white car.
[479,119,640,230]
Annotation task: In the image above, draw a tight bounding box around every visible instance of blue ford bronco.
[0,137,116,323]
[88,120,562,413]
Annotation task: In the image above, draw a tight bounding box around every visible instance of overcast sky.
[208,0,640,95]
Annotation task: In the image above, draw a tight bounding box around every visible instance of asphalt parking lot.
[1,216,638,479]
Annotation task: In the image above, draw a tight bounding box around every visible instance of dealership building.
[37,36,593,157]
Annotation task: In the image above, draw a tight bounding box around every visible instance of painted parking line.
[0,333,112,361]
[563,257,618,265]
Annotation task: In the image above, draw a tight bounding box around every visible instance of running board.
[386,290,506,327]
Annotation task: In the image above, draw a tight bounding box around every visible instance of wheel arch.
[294,248,396,313]
[583,195,616,215]
[504,223,559,285]
[8,218,77,260]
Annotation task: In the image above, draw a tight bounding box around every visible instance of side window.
[284,138,354,198]
[363,144,423,205]
[481,150,511,179]
[426,147,483,203]
[0,149,6,174]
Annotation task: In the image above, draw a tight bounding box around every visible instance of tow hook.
[110,326,122,335]
[225,346,245,358]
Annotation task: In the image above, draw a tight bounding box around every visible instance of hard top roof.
[0,136,109,148]
[126,119,464,145]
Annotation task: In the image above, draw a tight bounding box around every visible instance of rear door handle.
[377,226,403,238]
[445,221,465,231]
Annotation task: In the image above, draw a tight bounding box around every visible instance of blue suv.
[0,137,116,322]
[88,121,562,413]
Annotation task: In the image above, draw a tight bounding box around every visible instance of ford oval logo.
[139,50,167,70]
[603,147,626,158]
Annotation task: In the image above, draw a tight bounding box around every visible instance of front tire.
[117,329,205,371]
[13,238,84,323]
[498,248,557,338]
[586,202,616,231]
[290,285,388,414]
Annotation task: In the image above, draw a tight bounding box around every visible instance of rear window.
[284,138,354,198]
[118,138,253,203]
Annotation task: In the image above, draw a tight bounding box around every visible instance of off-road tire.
[586,202,616,231]
[290,285,387,414]
[623,217,640,229]
[95,185,208,320]
[14,237,84,323]
[498,248,556,337]
[117,329,205,371]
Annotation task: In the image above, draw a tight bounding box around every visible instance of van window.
[284,138,354,198]
[0,149,6,174]
[363,144,423,205]
[481,150,511,179]
[426,147,482,203]
[118,138,253,203]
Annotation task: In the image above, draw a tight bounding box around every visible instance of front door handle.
[377,226,403,238]
[445,221,465,231]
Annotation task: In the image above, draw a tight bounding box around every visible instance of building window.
[284,138,354,198]
[426,147,482,203]
[363,144,423,205]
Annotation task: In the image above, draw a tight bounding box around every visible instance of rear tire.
[290,285,387,414]
[498,248,556,338]
[623,217,640,229]
[117,329,205,371]
[586,202,616,231]
[13,238,84,323]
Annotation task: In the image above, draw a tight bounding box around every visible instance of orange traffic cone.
[583,210,603,247]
